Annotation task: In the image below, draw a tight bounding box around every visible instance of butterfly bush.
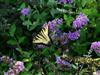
[37,45,46,48]
[58,0,73,4]
[48,17,81,45]
[0,56,14,67]
[51,30,62,44]
[90,41,100,53]
[4,69,15,75]
[44,19,68,46]
[4,61,25,75]
[56,56,71,67]
[21,8,30,16]
[60,32,68,45]
[13,61,25,73]
[68,31,80,41]
[51,30,68,45]
[43,18,63,32]
[73,13,89,29]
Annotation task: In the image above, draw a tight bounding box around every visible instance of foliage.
[0,0,100,75]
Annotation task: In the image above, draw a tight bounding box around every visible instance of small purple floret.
[21,8,30,16]
[58,0,73,4]
[56,56,71,67]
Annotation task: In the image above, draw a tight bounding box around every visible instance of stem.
[13,35,24,54]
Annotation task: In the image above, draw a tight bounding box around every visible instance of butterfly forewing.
[33,25,50,45]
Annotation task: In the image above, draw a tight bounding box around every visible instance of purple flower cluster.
[90,41,100,53]
[60,32,68,45]
[51,30,68,45]
[42,13,88,46]
[37,45,46,48]
[73,13,89,29]
[56,56,71,67]
[58,0,73,4]
[13,61,25,73]
[68,31,80,41]
[0,56,14,67]
[4,61,25,75]
[51,31,60,45]
[21,8,30,16]
[43,18,63,32]
[51,30,80,45]
[4,68,15,75]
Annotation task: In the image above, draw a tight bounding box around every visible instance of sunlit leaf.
[9,24,16,37]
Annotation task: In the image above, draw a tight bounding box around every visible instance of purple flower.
[90,41,100,53]
[58,0,73,4]
[68,31,80,40]
[37,45,46,48]
[51,29,68,45]
[56,18,63,25]
[51,30,62,39]
[0,56,14,67]
[58,0,67,4]
[67,0,73,3]
[4,61,25,75]
[43,18,63,32]
[73,13,89,29]
[4,69,15,75]
[51,30,68,45]
[56,56,71,67]
[51,33,61,45]
[13,61,25,73]
[60,32,68,45]
[48,21,57,31]
[21,8,30,16]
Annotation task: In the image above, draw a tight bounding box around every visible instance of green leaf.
[37,72,42,75]
[23,58,31,62]
[47,0,56,6]
[73,42,88,55]
[81,0,88,7]
[63,14,74,27]
[72,64,78,69]
[18,36,26,44]
[48,72,55,75]
[29,24,37,31]
[64,14,67,24]
[20,71,32,75]
[23,20,32,26]
[81,8,97,16]
[25,62,32,71]
[9,24,16,37]
[7,39,17,45]
[95,19,100,33]
[23,20,32,30]
[50,8,58,17]
[79,29,87,42]
[18,3,26,10]
[40,0,46,5]
[20,16,25,21]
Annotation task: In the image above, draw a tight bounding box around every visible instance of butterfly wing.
[33,25,50,45]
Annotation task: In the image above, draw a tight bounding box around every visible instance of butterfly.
[33,25,50,45]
